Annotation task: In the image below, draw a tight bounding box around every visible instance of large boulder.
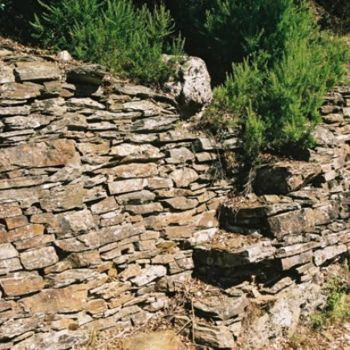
[163,55,212,116]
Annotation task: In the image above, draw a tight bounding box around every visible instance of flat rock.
[12,330,89,350]
[0,82,42,100]
[66,64,106,85]
[253,161,322,195]
[170,168,199,187]
[20,284,87,313]
[15,61,61,82]
[20,246,59,270]
[0,65,15,84]
[123,331,186,350]
[194,294,248,320]
[109,179,148,195]
[0,271,44,296]
[0,139,79,169]
[194,323,235,349]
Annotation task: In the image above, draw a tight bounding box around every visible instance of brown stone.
[0,224,44,243]
[0,82,42,100]
[314,244,347,266]
[0,271,44,296]
[170,168,199,187]
[5,215,28,230]
[91,197,118,215]
[0,65,15,84]
[110,143,163,161]
[193,294,248,320]
[15,61,61,82]
[0,243,18,260]
[13,234,55,251]
[20,246,59,270]
[280,251,313,270]
[144,211,194,230]
[166,147,195,164]
[56,209,95,235]
[253,161,322,195]
[40,183,86,212]
[126,203,163,215]
[20,284,87,313]
[108,179,148,195]
[96,163,158,178]
[0,316,40,340]
[123,331,186,350]
[0,257,22,274]
[163,197,198,210]
[267,209,315,239]
[0,203,22,219]
[0,139,79,170]
[69,250,102,267]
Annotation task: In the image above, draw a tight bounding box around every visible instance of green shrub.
[311,275,350,329]
[31,0,183,83]
[204,0,348,161]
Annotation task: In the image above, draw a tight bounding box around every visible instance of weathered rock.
[193,323,235,349]
[131,265,167,286]
[0,82,42,100]
[123,331,186,350]
[163,197,198,210]
[0,65,15,84]
[0,316,41,340]
[109,179,148,195]
[0,139,79,169]
[253,161,322,195]
[163,55,212,115]
[314,244,347,266]
[194,294,248,320]
[0,271,44,296]
[67,64,106,85]
[194,240,276,268]
[20,284,87,313]
[56,209,95,235]
[170,168,199,187]
[20,246,59,270]
[0,224,45,244]
[12,330,89,350]
[15,61,61,82]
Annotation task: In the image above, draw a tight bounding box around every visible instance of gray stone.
[0,243,18,260]
[15,61,61,82]
[109,179,148,195]
[163,55,212,115]
[67,64,106,85]
[20,246,59,270]
[193,323,235,349]
[131,265,167,286]
[170,168,199,187]
[193,294,248,320]
[12,330,89,350]
[0,65,15,84]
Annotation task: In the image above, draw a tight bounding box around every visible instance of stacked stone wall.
[0,44,348,349]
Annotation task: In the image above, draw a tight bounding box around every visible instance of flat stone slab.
[123,331,186,350]
[194,239,276,268]
[253,161,322,195]
[15,61,61,82]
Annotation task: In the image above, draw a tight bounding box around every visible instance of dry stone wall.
[0,42,348,350]
[0,46,234,349]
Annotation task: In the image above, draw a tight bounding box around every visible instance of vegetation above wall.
[0,0,349,160]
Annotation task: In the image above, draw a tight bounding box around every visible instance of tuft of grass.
[311,275,350,330]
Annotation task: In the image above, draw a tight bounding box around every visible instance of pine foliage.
[31,0,183,83]
[205,0,348,160]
